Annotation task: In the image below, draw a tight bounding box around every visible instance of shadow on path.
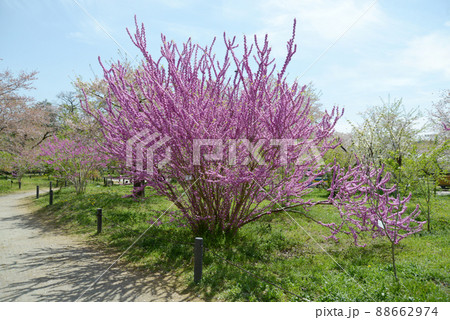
[0,191,200,302]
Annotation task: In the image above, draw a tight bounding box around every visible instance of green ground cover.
[30,179,449,301]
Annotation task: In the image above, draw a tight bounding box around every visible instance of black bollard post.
[18,181,21,189]
[96,208,103,234]
[194,237,204,283]
[49,190,53,205]
[49,181,52,191]
[36,186,39,199]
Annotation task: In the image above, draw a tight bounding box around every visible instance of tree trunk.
[133,180,145,198]
[391,242,398,280]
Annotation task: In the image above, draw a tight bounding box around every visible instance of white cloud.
[227,0,390,73]
[400,32,450,78]
[256,0,385,43]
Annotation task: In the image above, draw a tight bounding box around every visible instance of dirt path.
[0,190,200,302]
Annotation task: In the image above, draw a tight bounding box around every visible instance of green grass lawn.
[30,181,449,301]
[0,174,54,194]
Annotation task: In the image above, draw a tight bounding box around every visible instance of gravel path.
[0,190,200,302]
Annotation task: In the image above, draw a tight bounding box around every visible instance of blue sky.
[1,0,449,132]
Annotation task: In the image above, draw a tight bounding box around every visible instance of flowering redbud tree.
[321,159,424,278]
[40,136,108,194]
[83,18,342,235]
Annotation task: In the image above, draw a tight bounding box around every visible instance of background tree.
[74,67,143,193]
[56,90,97,136]
[0,150,13,174]
[322,131,354,190]
[73,59,139,112]
[57,91,80,115]
[0,69,37,147]
[302,81,324,123]
[73,76,109,111]
[429,89,449,141]
[402,140,449,231]
[350,97,422,196]
[0,69,57,179]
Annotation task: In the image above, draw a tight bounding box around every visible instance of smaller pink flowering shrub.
[40,136,109,194]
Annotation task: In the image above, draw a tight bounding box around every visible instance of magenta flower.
[39,136,109,194]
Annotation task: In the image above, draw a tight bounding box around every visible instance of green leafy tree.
[403,140,449,231]
[350,97,422,196]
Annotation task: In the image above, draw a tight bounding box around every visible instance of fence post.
[96,208,103,234]
[18,181,21,189]
[194,237,204,283]
[36,186,39,199]
[49,190,53,205]
[49,181,52,191]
